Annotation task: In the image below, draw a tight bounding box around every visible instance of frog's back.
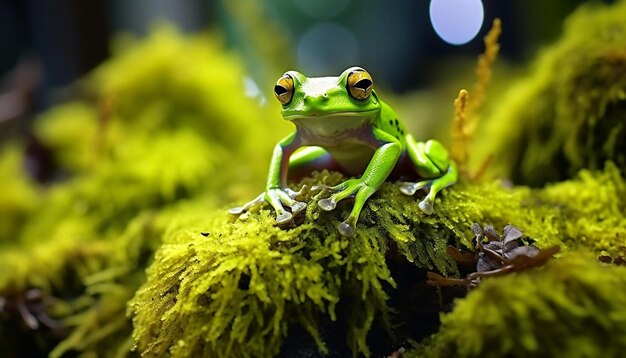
[375,97,407,146]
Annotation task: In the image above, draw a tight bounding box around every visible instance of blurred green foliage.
[478,0,626,185]
[0,147,39,243]
[0,26,288,356]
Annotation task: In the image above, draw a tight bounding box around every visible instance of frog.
[229,67,458,237]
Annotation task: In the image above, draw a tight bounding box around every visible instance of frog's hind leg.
[400,134,458,214]
[288,146,342,181]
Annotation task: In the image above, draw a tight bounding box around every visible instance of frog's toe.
[291,201,307,214]
[318,198,337,211]
[276,211,294,224]
[311,184,332,192]
[399,180,430,196]
[285,186,306,199]
[292,185,309,197]
[399,182,418,196]
[338,221,355,237]
[228,206,245,215]
[229,193,265,215]
[418,199,434,215]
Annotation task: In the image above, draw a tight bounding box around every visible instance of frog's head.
[273,67,381,121]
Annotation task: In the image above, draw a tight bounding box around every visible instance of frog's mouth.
[285,111,378,138]
[282,110,378,120]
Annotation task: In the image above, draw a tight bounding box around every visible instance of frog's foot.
[229,187,307,225]
[399,164,457,215]
[314,179,360,211]
[398,179,434,214]
[314,178,377,237]
[266,187,308,224]
[398,180,430,196]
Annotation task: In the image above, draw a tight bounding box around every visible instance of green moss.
[410,254,626,358]
[538,162,626,258]
[34,103,99,173]
[48,204,188,358]
[0,147,40,243]
[478,0,626,185]
[130,163,625,357]
[130,171,475,357]
[0,27,289,356]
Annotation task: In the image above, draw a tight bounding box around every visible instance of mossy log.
[131,165,625,357]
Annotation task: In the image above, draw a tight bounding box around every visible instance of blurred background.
[2,2,625,357]
[0,0,613,136]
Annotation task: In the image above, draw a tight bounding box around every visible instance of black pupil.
[274,85,288,95]
[354,78,372,90]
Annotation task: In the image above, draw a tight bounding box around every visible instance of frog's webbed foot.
[399,164,458,215]
[399,181,430,196]
[268,187,308,224]
[312,178,376,237]
[229,186,307,225]
[399,180,435,214]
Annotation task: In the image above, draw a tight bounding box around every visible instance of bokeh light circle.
[429,0,484,45]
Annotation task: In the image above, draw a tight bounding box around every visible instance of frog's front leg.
[399,134,458,214]
[229,132,307,224]
[316,129,402,237]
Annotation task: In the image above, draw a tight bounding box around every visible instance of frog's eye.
[274,74,294,105]
[347,70,373,100]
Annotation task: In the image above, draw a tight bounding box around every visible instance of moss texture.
[478,0,626,185]
[0,146,40,243]
[0,27,287,356]
[410,254,626,358]
[131,164,625,357]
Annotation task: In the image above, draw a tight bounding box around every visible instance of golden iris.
[274,74,294,105]
[347,70,373,100]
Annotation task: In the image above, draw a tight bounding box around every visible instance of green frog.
[230,67,457,237]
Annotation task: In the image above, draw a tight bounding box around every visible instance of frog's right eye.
[274,74,294,105]
[347,69,373,100]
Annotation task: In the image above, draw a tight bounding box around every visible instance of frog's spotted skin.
[229,67,458,237]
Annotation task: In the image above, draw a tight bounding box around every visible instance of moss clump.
[479,0,626,185]
[0,27,288,356]
[130,163,626,357]
[0,147,39,243]
[130,172,456,358]
[539,162,626,259]
[410,254,626,358]
[33,103,99,173]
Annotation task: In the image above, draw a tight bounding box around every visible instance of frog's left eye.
[347,70,373,100]
[274,74,294,105]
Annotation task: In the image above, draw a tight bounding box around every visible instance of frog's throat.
[287,111,379,142]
